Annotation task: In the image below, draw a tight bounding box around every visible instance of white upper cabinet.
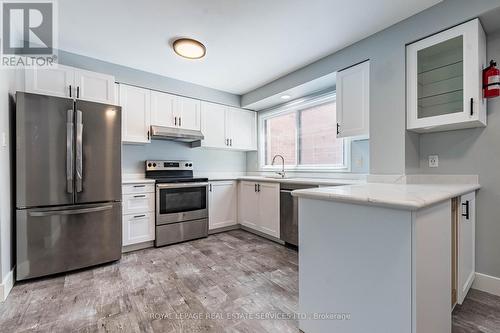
[457,191,475,304]
[201,101,227,148]
[227,107,257,150]
[25,65,75,98]
[200,102,257,151]
[151,90,177,128]
[25,64,115,104]
[336,60,370,138]
[119,84,151,144]
[74,68,115,104]
[177,96,201,131]
[150,92,201,130]
[407,19,486,133]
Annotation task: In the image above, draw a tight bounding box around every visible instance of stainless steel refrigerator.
[15,92,122,281]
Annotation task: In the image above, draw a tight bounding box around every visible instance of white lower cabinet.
[122,182,155,247]
[457,191,475,304]
[238,181,280,238]
[208,181,237,230]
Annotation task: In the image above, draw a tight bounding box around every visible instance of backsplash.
[122,140,247,175]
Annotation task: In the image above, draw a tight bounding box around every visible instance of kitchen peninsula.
[292,182,479,333]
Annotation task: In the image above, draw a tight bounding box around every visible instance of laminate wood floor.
[0,230,498,333]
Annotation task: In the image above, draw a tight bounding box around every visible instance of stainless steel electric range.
[145,160,209,247]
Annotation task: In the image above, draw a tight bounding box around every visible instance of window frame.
[258,92,351,172]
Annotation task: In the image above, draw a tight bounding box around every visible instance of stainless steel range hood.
[150,125,204,147]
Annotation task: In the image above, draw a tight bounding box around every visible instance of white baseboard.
[472,272,500,297]
[0,269,14,301]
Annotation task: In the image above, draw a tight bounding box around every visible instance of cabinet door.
[457,191,475,304]
[178,96,201,130]
[227,107,257,150]
[407,19,486,133]
[119,84,151,144]
[74,68,115,104]
[238,181,259,229]
[258,182,280,238]
[151,90,177,127]
[209,181,237,230]
[336,61,369,138]
[122,212,155,246]
[25,65,74,98]
[201,101,228,148]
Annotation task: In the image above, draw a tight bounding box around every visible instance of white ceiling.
[59,0,441,95]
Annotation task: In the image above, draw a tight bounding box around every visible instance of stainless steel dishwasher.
[280,183,319,247]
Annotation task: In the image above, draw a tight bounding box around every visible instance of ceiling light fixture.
[281,95,291,100]
[172,38,206,59]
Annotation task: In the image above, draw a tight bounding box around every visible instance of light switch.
[1,132,6,147]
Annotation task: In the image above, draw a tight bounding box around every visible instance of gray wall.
[242,0,500,175]
[59,50,240,107]
[123,141,246,175]
[418,31,500,278]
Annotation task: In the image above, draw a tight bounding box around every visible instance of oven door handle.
[156,182,209,189]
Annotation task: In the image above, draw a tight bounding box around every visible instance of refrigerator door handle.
[66,110,74,193]
[76,110,83,192]
[28,204,113,217]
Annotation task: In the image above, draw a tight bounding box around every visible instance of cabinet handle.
[226,138,229,146]
[230,138,232,146]
[257,184,260,192]
[77,86,80,99]
[254,184,257,192]
[133,195,146,198]
[147,130,150,141]
[209,184,212,192]
[174,117,177,126]
[133,185,145,188]
[69,85,72,98]
[462,201,470,220]
[470,98,473,116]
[179,117,182,127]
[337,123,340,135]
[133,214,146,219]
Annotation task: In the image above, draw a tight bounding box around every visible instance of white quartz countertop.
[122,178,155,185]
[291,183,480,210]
[222,176,364,186]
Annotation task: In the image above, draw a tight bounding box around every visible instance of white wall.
[0,69,16,286]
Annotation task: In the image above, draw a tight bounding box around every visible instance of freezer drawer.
[16,202,122,281]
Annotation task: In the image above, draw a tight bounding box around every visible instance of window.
[261,93,348,171]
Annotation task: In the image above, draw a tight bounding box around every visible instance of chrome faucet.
[271,154,286,178]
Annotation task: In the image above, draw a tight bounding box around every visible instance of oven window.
[159,187,206,215]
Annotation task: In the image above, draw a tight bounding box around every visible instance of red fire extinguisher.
[483,60,500,98]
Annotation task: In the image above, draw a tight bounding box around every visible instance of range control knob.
[152,163,157,167]
[147,163,152,167]
[185,163,189,167]
[189,163,192,167]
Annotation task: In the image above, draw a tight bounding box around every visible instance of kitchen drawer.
[122,192,154,215]
[122,183,154,195]
[122,212,155,246]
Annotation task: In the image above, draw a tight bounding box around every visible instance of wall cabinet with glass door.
[407,19,486,133]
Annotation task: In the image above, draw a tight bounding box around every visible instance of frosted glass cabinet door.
[407,19,486,133]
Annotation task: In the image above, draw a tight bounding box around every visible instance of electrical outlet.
[428,155,439,168]
[1,132,6,147]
